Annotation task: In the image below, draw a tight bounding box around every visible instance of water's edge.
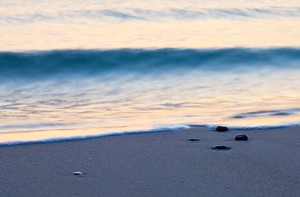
[1,123,299,147]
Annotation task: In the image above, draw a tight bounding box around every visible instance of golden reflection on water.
[222,115,300,127]
[2,19,300,51]
[0,69,300,144]
[1,112,300,144]
[2,0,300,50]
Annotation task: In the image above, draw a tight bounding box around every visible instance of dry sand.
[0,126,299,197]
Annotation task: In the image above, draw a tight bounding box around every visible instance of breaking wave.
[1,47,300,80]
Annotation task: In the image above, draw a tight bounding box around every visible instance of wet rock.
[216,126,228,132]
[188,138,200,142]
[235,134,248,141]
[73,172,83,176]
[211,145,231,150]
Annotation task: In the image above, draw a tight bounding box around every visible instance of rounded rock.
[211,145,231,150]
[216,126,228,132]
[73,172,84,176]
[235,134,248,141]
[188,138,200,142]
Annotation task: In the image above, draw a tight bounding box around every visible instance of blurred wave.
[1,47,300,80]
[1,7,300,24]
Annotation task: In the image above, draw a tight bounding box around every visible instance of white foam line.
[1,122,299,147]
[0,124,190,147]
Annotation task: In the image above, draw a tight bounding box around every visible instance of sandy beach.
[2,0,300,197]
[0,126,299,197]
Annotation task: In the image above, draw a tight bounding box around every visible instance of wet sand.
[0,126,299,197]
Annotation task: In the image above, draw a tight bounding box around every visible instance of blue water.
[1,48,300,79]
[0,0,300,144]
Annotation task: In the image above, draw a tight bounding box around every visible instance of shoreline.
[1,123,300,147]
[0,126,299,196]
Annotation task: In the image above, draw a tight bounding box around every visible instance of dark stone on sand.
[73,172,83,176]
[216,126,228,132]
[188,138,200,142]
[211,145,231,150]
[235,134,248,141]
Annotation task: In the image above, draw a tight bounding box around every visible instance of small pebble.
[188,138,200,142]
[73,172,83,176]
[216,126,228,132]
[211,145,231,150]
[235,134,248,141]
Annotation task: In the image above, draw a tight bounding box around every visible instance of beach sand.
[0,126,299,197]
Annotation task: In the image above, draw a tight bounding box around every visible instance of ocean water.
[1,0,300,144]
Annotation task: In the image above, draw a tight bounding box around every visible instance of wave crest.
[1,48,300,80]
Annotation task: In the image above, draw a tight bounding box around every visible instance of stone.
[216,126,228,132]
[235,134,248,141]
[211,145,231,150]
[188,138,200,142]
[73,172,83,176]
